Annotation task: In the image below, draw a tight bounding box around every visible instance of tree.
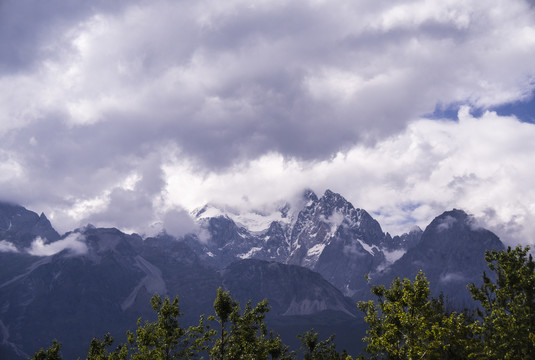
[297,329,341,360]
[125,294,213,360]
[468,245,535,359]
[212,287,239,360]
[85,333,116,360]
[357,271,472,359]
[210,287,294,360]
[30,339,62,360]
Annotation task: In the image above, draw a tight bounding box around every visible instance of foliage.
[124,294,213,359]
[29,246,535,360]
[82,294,213,360]
[31,289,295,360]
[297,329,341,360]
[85,333,116,360]
[30,339,62,360]
[357,271,472,359]
[210,287,294,360]
[468,245,535,359]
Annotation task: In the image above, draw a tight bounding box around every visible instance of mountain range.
[0,190,505,359]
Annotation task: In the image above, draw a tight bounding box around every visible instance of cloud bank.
[0,0,534,245]
[164,108,535,246]
[0,240,19,253]
[26,234,88,257]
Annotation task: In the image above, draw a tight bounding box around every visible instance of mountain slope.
[372,209,505,306]
[191,190,418,298]
[220,259,358,317]
[0,224,360,359]
[0,196,509,358]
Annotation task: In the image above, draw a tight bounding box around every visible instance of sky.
[1,0,535,247]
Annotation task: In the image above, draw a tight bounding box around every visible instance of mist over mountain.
[0,191,507,359]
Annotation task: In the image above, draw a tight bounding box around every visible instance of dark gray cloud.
[0,0,134,74]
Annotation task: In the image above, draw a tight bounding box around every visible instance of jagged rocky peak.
[0,202,60,248]
[302,188,318,203]
[205,215,246,247]
[320,189,353,212]
[386,225,423,251]
[304,190,381,231]
[33,212,61,241]
[299,189,355,218]
[286,189,389,297]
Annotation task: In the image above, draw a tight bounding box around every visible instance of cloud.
[0,0,534,244]
[3,0,535,159]
[0,0,133,74]
[440,272,467,283]
[26,234,88,256]
[162,108,535,246]
[0,240,18,253]
[437,216,457,232]
[161,208,198,238]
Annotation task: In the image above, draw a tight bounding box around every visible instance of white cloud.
[161,207,198,238]
[440,272,467,283]
[0,0,535,245]
[0,240,19,253]
[162,108,535,246]
[26,234,88,256]
[437,216,458,232]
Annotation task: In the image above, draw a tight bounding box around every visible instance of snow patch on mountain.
[306,243,326,259]
[195,204,292,232]
[238,247,262,259]
[356,239,380,256]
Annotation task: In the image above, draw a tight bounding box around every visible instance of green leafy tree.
[85,333,115,360]
[297,329,341,360]
[210,287,294,360]
[357,271,472,359]
[212,287,239,360]
[85,294,213,360]
[468,245,535,359]
[124,294,213,360]
[30,339,62,360]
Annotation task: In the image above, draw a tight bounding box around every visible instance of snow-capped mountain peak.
[194,203,293,233]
